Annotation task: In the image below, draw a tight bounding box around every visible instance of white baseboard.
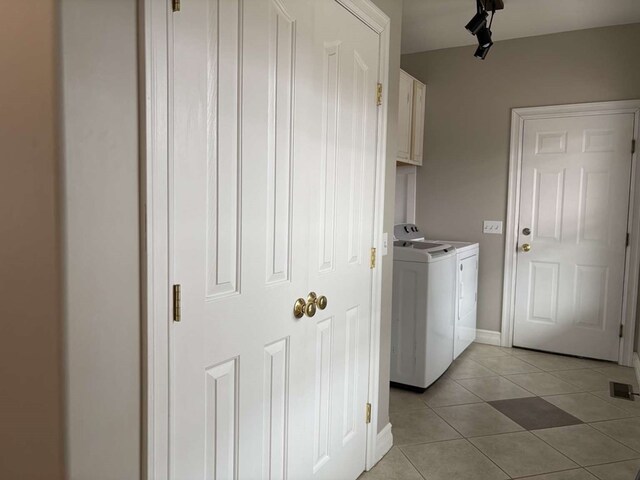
[634,352,640,388]
[373,423,393,465]
[475,329,501,346]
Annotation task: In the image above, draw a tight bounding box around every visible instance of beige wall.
[0,2,64,479]
[370,0,403,432]
[402,23,640,334]
[61,1,140,479]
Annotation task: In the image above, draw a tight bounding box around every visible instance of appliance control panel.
[394,223,425,241]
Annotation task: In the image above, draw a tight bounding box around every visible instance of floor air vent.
[609,381,637,401]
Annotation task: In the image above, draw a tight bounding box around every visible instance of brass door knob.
[296,292,327,318]
[293,298,306,318]
[522,243,531,252]
[317,295,328,310]
[305,301,317,317]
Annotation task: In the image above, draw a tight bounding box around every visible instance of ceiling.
[402,0,640,54]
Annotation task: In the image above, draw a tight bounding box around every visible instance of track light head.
[476,26,493,49]
[465,10,488,35]
[474,44,492,60]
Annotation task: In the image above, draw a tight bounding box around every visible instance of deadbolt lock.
[522,227,531,236]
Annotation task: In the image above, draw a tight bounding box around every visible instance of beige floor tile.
[532,424,640,466]
[401,439,509,480]
[470,431,577,478]
[390,387,429,415]
[586,458,640,480]
[445,358,499,380]
[519,469,598,479]
[461,343,513,359]
[591,390,640,416]
[357,447,422,480]
[434,402,524,437]
[517,353,600,372]
[504,372,582,396]
[567,358,617,370]
[421,378,483,408]
[542,393,634,422]
[552,370,611,392]
[509,348,545,358]
[593,366,640,388]
[475,355,543,375]
[456,375,534,401]
[391,407,461,446]
[590,417,640,452]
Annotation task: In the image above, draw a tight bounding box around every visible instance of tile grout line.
[464,436,514,479]
[527,423,637,469]
[394,445,429,480]
[584,457,640,475]
[582,420,640,456]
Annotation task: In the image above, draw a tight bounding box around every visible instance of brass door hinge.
[365,403,372,424]
[173,284,182,322]
[172,0,181,12]
[370,247,377,269]
[376,83,383,106]
[619,324,624,338]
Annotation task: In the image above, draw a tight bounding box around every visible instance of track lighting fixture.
[465,10,487,35]
[476,26,493,49]
[465,0,503,60]
[474,44,492,60]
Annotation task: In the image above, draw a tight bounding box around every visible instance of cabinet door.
[397,70,413,161]
[411,81,426,166]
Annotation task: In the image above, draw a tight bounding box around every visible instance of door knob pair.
[521,227,532,252]
[293,292,328,318]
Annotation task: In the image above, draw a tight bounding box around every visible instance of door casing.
[140,1,391,478]
[501,100,640,367]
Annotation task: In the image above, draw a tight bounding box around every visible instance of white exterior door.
[170,1,380,479]
[513,113,635,361]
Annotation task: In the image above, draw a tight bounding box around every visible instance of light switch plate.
[381,232,389,256]
[483,220,503,235]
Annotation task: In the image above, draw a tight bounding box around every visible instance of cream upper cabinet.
[397,70,414,162]
[411,81,426,164]
[397,69,426,166]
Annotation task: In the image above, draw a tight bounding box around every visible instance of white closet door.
[169,0,381,478]
[170,0,315,478]
[305,1,380,478]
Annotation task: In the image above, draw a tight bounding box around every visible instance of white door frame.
[500,100,640,367]
[141,1,390,478]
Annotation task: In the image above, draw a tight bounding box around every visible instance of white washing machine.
[391,224,457,391]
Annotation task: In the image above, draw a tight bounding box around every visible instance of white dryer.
[428,240,480,359]
[391,224,456,391]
